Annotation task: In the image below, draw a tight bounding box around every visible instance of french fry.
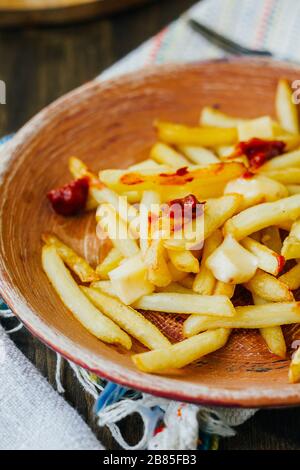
[154,184,224,202]
[200,106,245,128]
[129,159,161,170]
[281,220,300,259]
[96,247,123,279]
[150,142,189,168]
[162,214,205,252]
[272,120,288,135]
[167,261,188,282]
[42,245,131,349]
[277,220,293,230]
[272,122,300,150]
[144,239,172,287]
[168,249,200,273]
[42,233,99,282]
[275,133,300,151]
[96,203,140,257]
[69,155,87,178]
[85,196,99,211]
[183,302,300,336]
[279,262,300,290]
[179,275,195,289]
[261,226,282,253]
[156,282,194,294]
[139,191,160,252]
[241,236,284,276]
[122,190,143,204]
[244,269,293,302]
[286,185,300,195]
[237,116,274,141]
[224,175,288,210]
[139,190,161,255]
[99,162,245,197]
[69,156,101,210]
[95,186,139,242]
[82,287,170,350]
[164,194,242,251]
[224,194,300,240]
[197,194,242,243]
[214,281,235,298]
[69,156,99,185]
[275,78,299,134]
[91,280,116,297]
[262,168,300,185]
[206,235,258,284]
[259,148,300,171]
[132,328,230,373]
[253,294,286,358]
[289,346,300,383]
[193,229,222,294]
[93,186,139,228]
[260,326,287,358]
[215,145,236,159]
[99,168,151,192]
[140,189,161,208]
[109,254,154,305]
[133,292,235,317]
[179,146,219,165]
[155,121,237,146]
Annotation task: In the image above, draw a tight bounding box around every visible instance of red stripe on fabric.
[254,0,276,48]
[146,27,169,65]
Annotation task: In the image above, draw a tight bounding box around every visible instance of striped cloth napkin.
[102,0,300,82]
[1,0,298,450]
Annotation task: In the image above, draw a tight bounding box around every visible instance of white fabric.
[0,325,103,450]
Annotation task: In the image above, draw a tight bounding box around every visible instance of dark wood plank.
[220,408,300,450]
[0,0,196,134]
[1,0,299,450]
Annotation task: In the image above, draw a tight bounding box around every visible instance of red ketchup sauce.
[235,138,285,171]
[242,169,254,179]
[47,177,89,216]
[167,194,205,232]
[168,194,202,220]
[160,167,189,178]
[277,255,286,274]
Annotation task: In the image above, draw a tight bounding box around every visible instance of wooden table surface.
[0,0,300,451]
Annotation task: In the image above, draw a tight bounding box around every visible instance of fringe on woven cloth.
[0,301,256,450]
[54,335,257,450]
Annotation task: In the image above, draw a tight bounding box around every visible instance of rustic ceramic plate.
[0,0,152,27]
[1,58,300,408]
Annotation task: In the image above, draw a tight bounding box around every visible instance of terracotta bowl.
[2,58,300,408]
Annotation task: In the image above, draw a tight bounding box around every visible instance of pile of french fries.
[43,78,300,382]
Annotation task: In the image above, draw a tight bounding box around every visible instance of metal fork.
[189,18,273,57]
